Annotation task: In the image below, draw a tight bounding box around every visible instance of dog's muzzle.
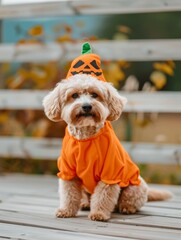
[77,104,95,118]
[82,104,92,113]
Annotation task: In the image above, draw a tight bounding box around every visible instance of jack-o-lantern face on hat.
[66,53,106,82]
[71,59,102,77]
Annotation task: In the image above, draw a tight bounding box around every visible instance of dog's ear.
[105,83,127,121]
[42,83,62,122]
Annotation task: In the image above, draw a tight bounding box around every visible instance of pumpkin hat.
[66,42,106,82]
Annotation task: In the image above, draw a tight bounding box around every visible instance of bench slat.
[0,90,181,113]
[0,136,180,165]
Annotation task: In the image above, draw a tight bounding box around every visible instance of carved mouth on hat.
[71,71,102,76]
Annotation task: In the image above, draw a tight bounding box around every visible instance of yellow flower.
[64,25,72,33]
[104,62,125,88]
[118,60,130,68]
[56,35,71,43]
[17,39,27,44]
[1,63,10,72]
[28,25,44,36]
[17,39,41,45]
[117,25,131,34]
[150,71,167,89]
[0,113,8,123]
[166,60,175,68]
[153,62,174,76]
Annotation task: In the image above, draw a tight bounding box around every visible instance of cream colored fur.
[43,74,127,126]
[56,178,82,218]
[43,74,172,222]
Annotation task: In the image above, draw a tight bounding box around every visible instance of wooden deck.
[0,174,181,240]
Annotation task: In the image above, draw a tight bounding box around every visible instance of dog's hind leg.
[80,189,90,210]
[56,178,81,218]
[89,181,120,221]
[118,177,148,214]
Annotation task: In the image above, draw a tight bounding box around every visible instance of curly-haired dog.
[43,43,172,221]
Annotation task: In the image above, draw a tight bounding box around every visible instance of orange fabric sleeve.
[57,135,76,180]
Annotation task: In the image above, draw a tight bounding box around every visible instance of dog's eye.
[72,93,79,99]
[91,93,98,98]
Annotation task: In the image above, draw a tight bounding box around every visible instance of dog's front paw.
[56,208,76,218]
[89,211,110,222]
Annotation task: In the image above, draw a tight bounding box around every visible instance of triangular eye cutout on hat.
[66,42,106,82]
[90,60,100,69]
[72,60,84,68]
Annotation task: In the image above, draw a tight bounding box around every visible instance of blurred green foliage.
[139,163,181,185]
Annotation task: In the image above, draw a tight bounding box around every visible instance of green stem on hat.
[81,42,92,54]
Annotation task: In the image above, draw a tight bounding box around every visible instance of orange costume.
[57,122,140,194]
[57,42,140,193]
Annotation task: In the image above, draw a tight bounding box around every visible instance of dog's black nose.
[82,104,92,113]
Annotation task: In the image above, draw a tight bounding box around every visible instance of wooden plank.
[6,194,181,210]
[1,196,180,220]
[0,201,143,220]
[72,40,181,61]
[149,184,181,196]
[0,90,45,110]
[0,199,181,230]
[0,174,58,197]
[146,201,181,209]
[72,0,181,14]
[0,1,73,19]
[0,210,180,240]
[4,188,181,210]
[0,223,125,240]
[0,40,181,62]
[0,136,61,160]
[138,206,181,218]
[2,204,178,224]
[168,197,181,204]
[1,175,181,240]
[1,0,181,19]
[110,215,181,230]
[120,91,181,113]
[6,195,58,207]
[0,136,181,164]
[0,43,62,63]
[0,90,181,113]
[1,199,180,219]
[0,202,55,215]
[123,141,181,165]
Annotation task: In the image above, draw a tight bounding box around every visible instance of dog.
[43,42,172,221]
